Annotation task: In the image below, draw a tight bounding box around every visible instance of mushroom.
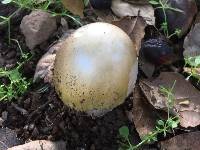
[53,22,138,117]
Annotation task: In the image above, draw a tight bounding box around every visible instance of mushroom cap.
[53,22,138,116]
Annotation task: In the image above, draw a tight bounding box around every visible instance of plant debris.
[127,85,158,137]
[111,0,155,25]
[159,131,200,150]
[140,72,200,128]
[112,16,146,54]
[62,0,84,17]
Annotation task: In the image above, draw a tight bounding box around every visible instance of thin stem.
[62,13,83,26]
[11,39,25,57]
[0,8,22,44]
[7,18,11,44]
[126,138,134,150]
[159,0,168,37]
[164,7,183,13]
[133,131,159,149]
[168,32,177,38]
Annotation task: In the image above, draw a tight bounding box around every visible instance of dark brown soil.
[0,4,141,150]
[0,88,139,150]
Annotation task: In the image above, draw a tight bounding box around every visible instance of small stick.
[11,103,28,115]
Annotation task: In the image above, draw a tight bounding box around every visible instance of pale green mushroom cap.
[53,22,138,117]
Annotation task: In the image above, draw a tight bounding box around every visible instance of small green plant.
[118,81,179,150]
[184,56,200,81]
[0,0,82,44]
[84,0,90,6]
[0,63,31,101]
[0,39,31,101]
[160,80,176,118]
[148,0,182,38]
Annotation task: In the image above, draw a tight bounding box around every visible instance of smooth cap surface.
[53,22,138,115]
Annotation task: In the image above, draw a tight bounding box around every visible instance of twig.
[11,102,28,115]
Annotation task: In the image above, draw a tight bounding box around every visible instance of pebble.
[20,10,57,50]
[1,111,8,121]
[8,140,66,150]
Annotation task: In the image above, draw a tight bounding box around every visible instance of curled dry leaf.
[139,52,155,78]
[127,85,158,137]
[34,30,74,83]
[111,0,155,25]
[112,16,146,54]
[62,0,84,17]
[93,9,117,23]
[139,72,200,128]
[159,131,200,150]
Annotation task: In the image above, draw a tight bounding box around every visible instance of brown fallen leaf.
[62,0,84,17]
[127,85,158,137]
[34,30,75,83]
[183,12,200,58]
[139,51,155,78]
[139,72,200,128]
[94,9,117,23]
[112,16,146,54]
[159,131,200,150]
[111,0,155,25]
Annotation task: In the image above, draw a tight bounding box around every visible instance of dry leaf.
[112,16,146,54]
[139,72,200,128]
[159,131,200,150]
[183,12,200,58]
[62,0,84,17]
[34,30,74,83]
[128,85,158,137]
[111,0,155,25]
[139,51,155,78]
[94,9,117,23]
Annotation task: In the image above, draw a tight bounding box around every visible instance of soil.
[0,4,142,150]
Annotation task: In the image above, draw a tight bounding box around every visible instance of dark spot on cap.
[80,99,86,104]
